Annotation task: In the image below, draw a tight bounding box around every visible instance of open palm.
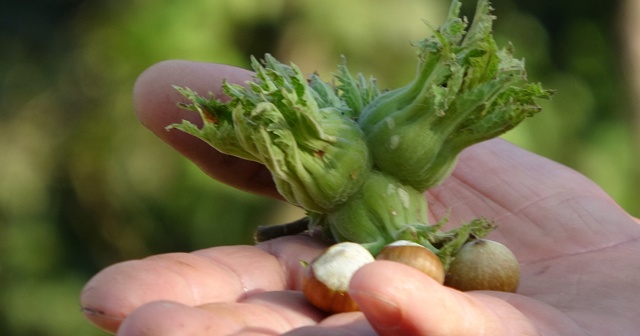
[81,61,640,335]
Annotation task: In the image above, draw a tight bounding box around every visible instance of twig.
[254,217,310,242]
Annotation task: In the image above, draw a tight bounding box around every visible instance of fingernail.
[350,290,401,329]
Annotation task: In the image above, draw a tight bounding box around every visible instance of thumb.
[349,261,536,336]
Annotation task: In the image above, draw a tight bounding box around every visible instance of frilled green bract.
[358,0,553,191]
[172,0,551,268]
[171,55,372,214]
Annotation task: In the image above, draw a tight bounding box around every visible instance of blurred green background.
[1,0,638,334]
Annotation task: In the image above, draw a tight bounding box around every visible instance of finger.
[81,246,285,332]
[349,261,538,336]
[132,60,281,198]
[116,291,323,336]
[80,236,326,333]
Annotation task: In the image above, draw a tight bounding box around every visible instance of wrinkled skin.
[80,60,640,336]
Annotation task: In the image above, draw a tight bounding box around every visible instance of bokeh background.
[1,0,638,334]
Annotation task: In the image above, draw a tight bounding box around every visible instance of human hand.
[80,60,640,335]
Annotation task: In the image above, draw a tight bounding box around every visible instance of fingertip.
[349,261,435,333]
[133,60,183,126]
[80,260,150,333]
[131,60,218,165]
[349,261,532,336]
[133,60,253,138]
[80,302,126,334]
[130,60,280,197]
[132,60,168,129]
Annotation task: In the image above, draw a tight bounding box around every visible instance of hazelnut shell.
[376,240,445,284]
